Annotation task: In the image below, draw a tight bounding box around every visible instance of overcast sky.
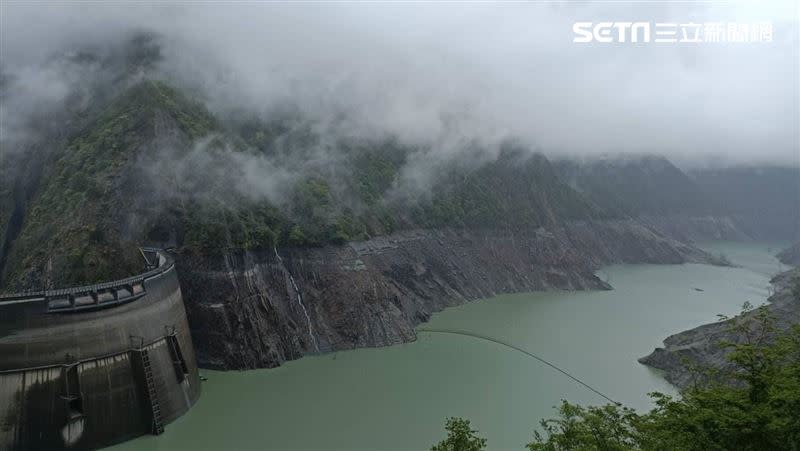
[1,1,798,167]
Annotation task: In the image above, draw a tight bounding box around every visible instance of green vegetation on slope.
[1,80,612,290]
[414,150,608,230]
[1,80,218,289]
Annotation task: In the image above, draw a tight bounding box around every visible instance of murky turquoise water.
[109,241,789,451]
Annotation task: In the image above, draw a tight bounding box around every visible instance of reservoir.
[108,242,789,451]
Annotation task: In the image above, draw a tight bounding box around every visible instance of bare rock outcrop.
[639,269,800,389]
[177,221,721,370]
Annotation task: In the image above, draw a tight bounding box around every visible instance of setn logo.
[573,22,651,43]
[573,21,773,44]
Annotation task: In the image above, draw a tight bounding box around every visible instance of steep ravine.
[177,220,720,370]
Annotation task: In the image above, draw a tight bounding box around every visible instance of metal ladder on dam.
[140,349,165,435]
[131,336,164,435]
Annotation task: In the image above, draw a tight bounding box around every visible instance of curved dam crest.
[0,250,201,451]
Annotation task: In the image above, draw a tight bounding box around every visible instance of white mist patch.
[1,2,797,166]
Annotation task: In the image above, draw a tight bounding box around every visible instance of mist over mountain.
[2,8,800,450]
[0,76,611,289]
[2,2,798,166]
[0,2,798,291]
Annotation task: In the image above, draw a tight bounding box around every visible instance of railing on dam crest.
[0,247,175,313]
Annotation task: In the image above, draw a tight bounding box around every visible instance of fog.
[1,1,798,168]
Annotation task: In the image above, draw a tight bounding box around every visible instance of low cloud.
[1,1,797,172]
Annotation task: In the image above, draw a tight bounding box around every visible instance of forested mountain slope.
[0,78,726,368]
[0,80,612,291]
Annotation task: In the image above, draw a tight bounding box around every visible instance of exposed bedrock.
[177,220,720,370]
[639,269,800,389]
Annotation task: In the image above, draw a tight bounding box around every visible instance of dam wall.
[0,251,200,450]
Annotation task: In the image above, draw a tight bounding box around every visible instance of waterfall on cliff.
[274,246,320,352]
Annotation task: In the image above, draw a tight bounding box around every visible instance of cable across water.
[417,328,621,406]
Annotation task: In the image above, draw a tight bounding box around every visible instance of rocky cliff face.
[639,269,800,389]
[177,220,720,370]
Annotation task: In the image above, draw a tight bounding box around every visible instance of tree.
[431,417,488,451]
[527,402,642,451]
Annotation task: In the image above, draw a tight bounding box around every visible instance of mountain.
[554,155,752,242]
[0,79,727,369]
[0,81,615,291]
[1,81,218,289]
[689,166,800,241]
[554,155,713,218]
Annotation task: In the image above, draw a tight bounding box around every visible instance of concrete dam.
[0,249,200,450]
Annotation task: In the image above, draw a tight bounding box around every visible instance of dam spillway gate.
[0,249,201,450]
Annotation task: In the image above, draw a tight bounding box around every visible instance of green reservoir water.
[110,242,789,451]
